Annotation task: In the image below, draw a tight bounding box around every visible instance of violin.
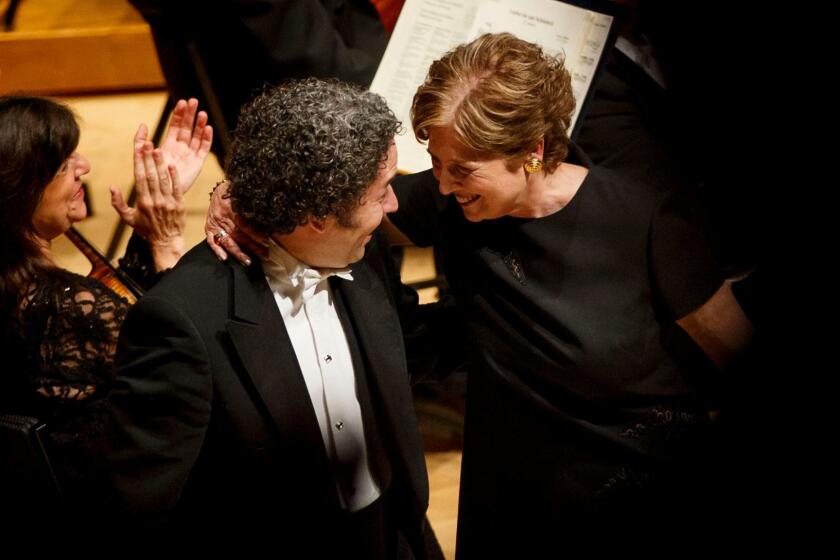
[64,227,143,305]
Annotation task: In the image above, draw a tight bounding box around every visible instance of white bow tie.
[263,243,353,315]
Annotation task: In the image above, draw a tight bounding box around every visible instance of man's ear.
[306,215,328,233]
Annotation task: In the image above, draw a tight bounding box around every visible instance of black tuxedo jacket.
[106,236,428,554]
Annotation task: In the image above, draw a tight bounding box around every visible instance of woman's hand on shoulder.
[205,180,269,266]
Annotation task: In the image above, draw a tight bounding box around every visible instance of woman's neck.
[510,162,588,219]
[35,234,54,263]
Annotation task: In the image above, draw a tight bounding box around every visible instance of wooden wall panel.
[0,25,165,95]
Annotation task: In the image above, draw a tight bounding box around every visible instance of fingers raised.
[152,148,171,197]
[178,98,199,144]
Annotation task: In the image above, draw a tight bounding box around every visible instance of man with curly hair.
[105,79,436,558]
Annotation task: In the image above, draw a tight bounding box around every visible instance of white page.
[370,0,613,173]
[371,0,478,173]
[470,0,612,131]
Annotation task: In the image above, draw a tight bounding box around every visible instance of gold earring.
[524,157,543,174]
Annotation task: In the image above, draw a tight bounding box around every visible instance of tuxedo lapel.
[224,261,334,486]
[332,261,409,413]
[333,257,429,517]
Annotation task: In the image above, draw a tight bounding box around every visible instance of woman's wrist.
[149,237,185,272]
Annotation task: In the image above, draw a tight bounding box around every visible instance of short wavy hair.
[226,78,401,235]
[411,33,575,173]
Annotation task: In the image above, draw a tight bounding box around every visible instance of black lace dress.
[1,235,160,505]
[3,269,126,504]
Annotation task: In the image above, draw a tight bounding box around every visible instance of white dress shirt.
[262,241,381,512]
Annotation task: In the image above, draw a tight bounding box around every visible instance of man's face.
[307,143,399,269]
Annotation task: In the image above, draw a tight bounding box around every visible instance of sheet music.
[370,0,614,173]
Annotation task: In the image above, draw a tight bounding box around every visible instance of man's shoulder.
[119,243,252,351]
[142,241,236,306]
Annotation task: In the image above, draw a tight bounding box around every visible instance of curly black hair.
[226,78,401,235]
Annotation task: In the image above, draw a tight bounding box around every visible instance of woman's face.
[427,125,527,222]
[32,151,91,241]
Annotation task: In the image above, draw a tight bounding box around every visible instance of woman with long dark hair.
[0,95,211,505]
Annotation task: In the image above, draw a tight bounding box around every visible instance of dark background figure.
[130,0,390,161]
[576,0,771,274]
[577,0,786,530]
